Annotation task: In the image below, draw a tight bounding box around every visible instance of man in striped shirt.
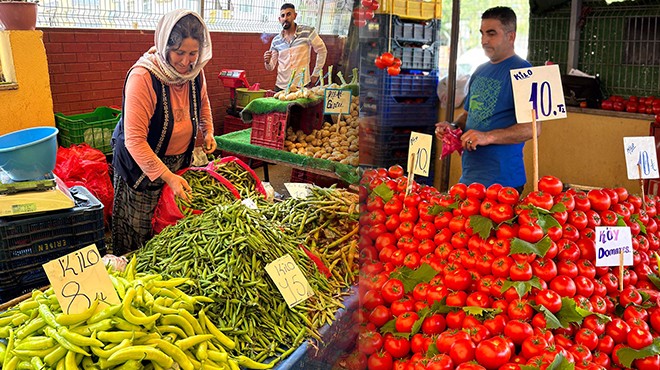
[264,3,327,91]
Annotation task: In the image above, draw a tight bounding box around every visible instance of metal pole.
[567,0,582,73]
[439,0,461,192]
[317,0,325,32]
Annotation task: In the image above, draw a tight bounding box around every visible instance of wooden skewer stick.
[532,109,539,192]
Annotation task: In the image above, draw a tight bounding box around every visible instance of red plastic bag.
[440,128,464,159]
[152,166,240,234]
[54,144,114,226]
[212,156,268,198]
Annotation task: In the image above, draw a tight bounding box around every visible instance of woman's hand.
[203,133,217,154]
[162,171,192,202]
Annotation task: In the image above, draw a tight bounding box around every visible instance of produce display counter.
[273,286,358,369]
[215,129,360,185]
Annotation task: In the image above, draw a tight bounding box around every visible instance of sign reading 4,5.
[265,254,314,308]
[510,64,567,123]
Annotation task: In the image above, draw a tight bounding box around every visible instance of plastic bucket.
[0,127,59,181]
[235,88,266,108]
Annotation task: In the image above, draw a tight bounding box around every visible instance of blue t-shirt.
[460,54,532,188]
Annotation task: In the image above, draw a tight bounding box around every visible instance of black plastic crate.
[360,119,435,149]
[0,186,106,295]
[360,15,440,45]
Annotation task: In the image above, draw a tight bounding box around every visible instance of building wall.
[41,29,345,134]
[0,31,55,135]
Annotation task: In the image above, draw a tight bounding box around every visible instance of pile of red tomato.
[374,52,402,76]
[352,0,380,27]
[347,166,660,370]
[600,95,660,123]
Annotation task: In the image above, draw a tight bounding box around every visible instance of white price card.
[595,226,633,267]
[323,88,352,115]
[43,244,120,314]
[284,182,313,199]
[623,136,660,180]
[265,254,314,308]
[241,198,258,209]
[510,64,567,123]
[408,131,433,177]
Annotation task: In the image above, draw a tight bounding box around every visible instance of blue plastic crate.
[361,95,439,127]
[361,72,439,99]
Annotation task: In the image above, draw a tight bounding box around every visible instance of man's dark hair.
[482,6,517,33]
[281,3,295,11]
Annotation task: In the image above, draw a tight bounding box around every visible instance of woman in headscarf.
[111,9,216,255]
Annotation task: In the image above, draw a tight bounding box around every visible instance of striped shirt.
[265,24,327,90]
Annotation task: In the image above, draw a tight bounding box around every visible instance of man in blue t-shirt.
[435,6,539,192]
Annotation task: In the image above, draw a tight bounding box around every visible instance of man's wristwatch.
[449,122,459,129]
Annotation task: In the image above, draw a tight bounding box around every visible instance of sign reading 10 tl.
[510,64,567,123]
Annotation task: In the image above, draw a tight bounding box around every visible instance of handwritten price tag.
[623,136,660,180]
[408,132,433,176]
[323,88,351,115]
[42,244,120,314]
[510,64,567,123]
[595,226,633,267]
[265,254,314,308]
[284,182,313,199]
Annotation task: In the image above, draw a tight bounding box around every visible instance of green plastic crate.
[54,107,121,155]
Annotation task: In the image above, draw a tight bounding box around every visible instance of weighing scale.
[218,69,251,116]
[0,170,75,217]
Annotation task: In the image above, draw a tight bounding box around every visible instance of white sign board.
[595,226,633,267]
[408,132,433,177]
[623,136,660,180]
[510,64,567,123]
[284,182,313,199]
[265,254,314,308]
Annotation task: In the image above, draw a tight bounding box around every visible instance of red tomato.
[368,305,392,328]
[521,335,549,360]
[383,335,411,358]
[475,336,512,369]
[525,191,554,210]
[549,275,576,297]
[534,289,562,313]
[504,320,534,346]
[421,314,446,335]
[587,189,611,211]
[449,338,477,364]
[436,330,471,354]
[490,204,515,223]
[497,187,520,205]
[510,262,533,281]
[606,317,630,344]
[387,164,404,179]
[467,183,487,200]
[395,311,418,333]
[538,176,563,196]
[627,326,653,349]
[358,330,383,355]
[381,279,405,303]
[367,351,393,370]
[518,222,544,243]
[574,328,599,351]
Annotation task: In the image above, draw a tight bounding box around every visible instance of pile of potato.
[284,94,359,166]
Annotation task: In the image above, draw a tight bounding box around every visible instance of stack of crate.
[359,3,441,184]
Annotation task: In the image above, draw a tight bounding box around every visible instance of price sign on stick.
[323,89,352,115]
[43,244,120,314]
[408,131,433,176]
[623,137,659,179]
[265,254,314,308]
[510,64,567,123]
[595,226,633,267]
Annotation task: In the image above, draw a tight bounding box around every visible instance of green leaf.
[549,202,567,213]
[426,343,439,357]
[537,212,561,232]
[617,216,627,227]
[462,306,502,317]
[616,337,660,368]
[531,303,563,329]
[510,236,552,257]
[411,312,426,336]
[372,183,393,203]
[500,277,542,299]
[636,217,647,235]
[469,215,495,239]
[648,273,660,290]
[380,318,397,334]
[428,204,443,216]
[390,264,438,293]
[555,298,590,327]
[428,298,454,314]
[545,354,575,370]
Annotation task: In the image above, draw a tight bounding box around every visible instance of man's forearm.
[485,121,541,145]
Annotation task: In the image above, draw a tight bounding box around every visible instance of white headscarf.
[133,9,212,86]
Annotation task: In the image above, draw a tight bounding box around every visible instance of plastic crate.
[0,186,106,302]
[361,94,439,127]
[360,119,434,149]
[361,70,438,98]
[55,107,122,155]
[360,39,439,71]
[250,102,324,150]
[222,115,250,135]
[360,15,439,45]
[376,0,442,21]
